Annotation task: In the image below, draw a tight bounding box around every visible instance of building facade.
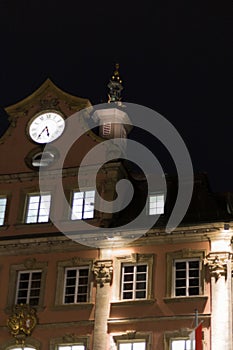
[0,72,232,350]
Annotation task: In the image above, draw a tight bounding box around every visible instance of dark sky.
[0,1,232,193]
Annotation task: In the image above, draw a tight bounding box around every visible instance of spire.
[107,63,123,103]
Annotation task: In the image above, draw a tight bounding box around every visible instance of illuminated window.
[26,193,51,223]
[174,259,200,297]
[58,346,85,350]
[15,270,42,306]
[118,341,146,350]
[10,348,36,350]
[121,264,148,300]
[148,193,164,215]
[71,190,95,220]
[171,339,192,350]
[63,267,89,304]
[0,196,7,225]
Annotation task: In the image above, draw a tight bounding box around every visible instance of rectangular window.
[63,267,89,304]
[121,264,148,300]
[58,346,85,350]
[174,259,200,297]
[16,270,42,306]
[0,196,7,225]
[118,341,146,350]
[71,190,95,220]
[26,193,51,223]
[148,193,164,215]
[171,339,191,350]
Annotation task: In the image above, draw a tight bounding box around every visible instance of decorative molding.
[39,98,59,109]
[204,252,233,280]
[93,259,113,287]
[23,257,37,269]
[7,304,37,345]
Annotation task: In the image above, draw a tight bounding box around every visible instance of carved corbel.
[93,260,113,287]
[204,252,233,280]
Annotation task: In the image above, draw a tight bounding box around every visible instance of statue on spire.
[107,63,123,103]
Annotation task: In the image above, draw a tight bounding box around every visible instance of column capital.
[93,259,113,287]
[204,252,233,280]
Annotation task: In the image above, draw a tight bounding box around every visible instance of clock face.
[28,112,65,144]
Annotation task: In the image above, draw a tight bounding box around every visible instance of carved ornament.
[7,304,37,345]
[204,252,233,280]
[93,260,113,287]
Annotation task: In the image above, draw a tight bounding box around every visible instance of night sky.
[0,1,232,193]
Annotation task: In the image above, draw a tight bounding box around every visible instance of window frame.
[0,195,7,226]
[54,258,93,309]
[111,254,155,304]
[50,336,89,350]
[25,192,51,224]
[70,189,95,220]
[6,260,47,313]
[121,263,148,301]
[15,269,42,306]
[113,332,151,350]
[63,266,90,304]
[165,250,206,301]
[147,192,165,216]
[173,258,201,297]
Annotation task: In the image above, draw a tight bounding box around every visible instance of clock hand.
[38,126,49,139]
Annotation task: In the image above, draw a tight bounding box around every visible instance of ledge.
[51,303,94,311]
[111,299,156,307]
[163,296,208,303]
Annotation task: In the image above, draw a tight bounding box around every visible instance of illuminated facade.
[0,72,232,350]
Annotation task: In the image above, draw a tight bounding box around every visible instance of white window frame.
[57,346,85,350]
[71,190,95,220]
[118,340,146,350]
[25,193,51,223]
[170,339,192,350]
[147,193,164,215]
[0,196,7,225]
[63,266,90,304]
[8,347,36,350]
[15,270,42,306]
[121,263,148,301]
[173,259,201,297]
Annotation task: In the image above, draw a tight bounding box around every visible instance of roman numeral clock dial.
[28,111,65,144]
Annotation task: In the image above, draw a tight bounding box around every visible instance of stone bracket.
[204,252,233,280]
[93,259,113,287]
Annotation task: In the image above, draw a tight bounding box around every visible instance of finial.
[108,63,123,103]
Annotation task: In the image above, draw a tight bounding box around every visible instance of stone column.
[205,233,233,350]
[92,259,113,350]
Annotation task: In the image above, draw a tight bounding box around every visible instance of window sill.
[163,295,208,303]
[0,225,9,231]
[111,299,156,307]
[14,221,53,229]
[5,304,45,314]
[51,303,94,311]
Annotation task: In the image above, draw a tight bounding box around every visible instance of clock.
[28,111,65,144]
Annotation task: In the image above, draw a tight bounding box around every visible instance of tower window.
[148,193,164,215]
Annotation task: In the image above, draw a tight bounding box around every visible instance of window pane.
[71,191,95,220]
[16,271,42,305]
[148,194,164,215]
[26,194,51,223]
[64,268,89,304]
[0,197,7,225]
[174,259,200,297]
[122,264,148,300]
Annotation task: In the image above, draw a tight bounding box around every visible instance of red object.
[195,322,202,350]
